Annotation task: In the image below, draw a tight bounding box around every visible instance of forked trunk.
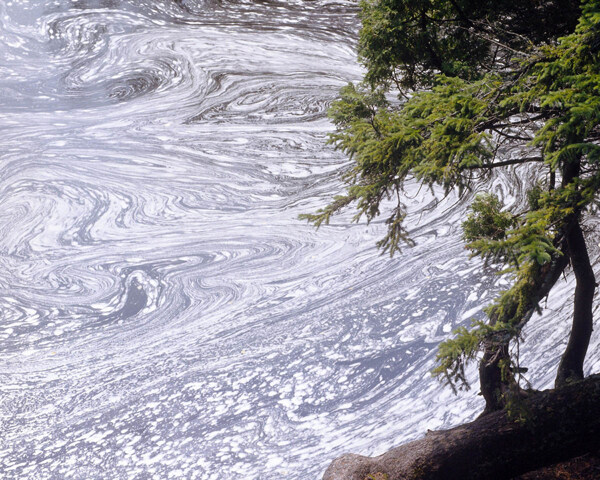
[479,246,570,414]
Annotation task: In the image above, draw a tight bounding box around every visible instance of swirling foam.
[1,1,598,479]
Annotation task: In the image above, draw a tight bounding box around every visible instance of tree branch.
[465,156,543,170]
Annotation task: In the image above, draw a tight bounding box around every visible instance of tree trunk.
[479,247,570,414]
[555,220,596,387]
[323,375,600,480]
[478,345,510,415]
[478,155,584,413]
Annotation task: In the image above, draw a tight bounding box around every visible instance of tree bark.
[555,220,596,387]
[323,375,600,480]
[478,344,510,415]
[479,247,570,414]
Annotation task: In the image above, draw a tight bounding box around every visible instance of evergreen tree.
[303,0,600,413]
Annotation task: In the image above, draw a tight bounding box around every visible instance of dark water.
[1,1,599,478]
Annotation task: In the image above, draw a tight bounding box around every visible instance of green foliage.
[358,0,580,90]
[462,193,516,243]
[303,75,501,255]
[432,325,482,392]
[526,183,544,211]
[304,0,600,395]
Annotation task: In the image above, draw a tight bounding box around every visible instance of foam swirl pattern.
[1,1,599,479]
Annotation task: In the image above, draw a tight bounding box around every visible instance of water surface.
[1,1,599,479]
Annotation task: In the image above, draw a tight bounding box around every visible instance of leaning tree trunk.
[479,245,570,414]
[323,375,600,480]
[555,220,596,387]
